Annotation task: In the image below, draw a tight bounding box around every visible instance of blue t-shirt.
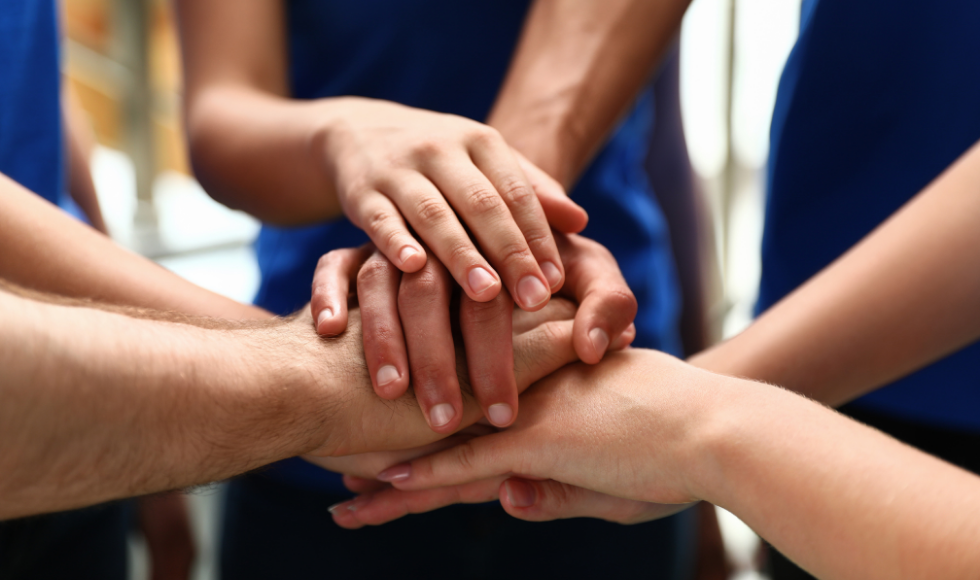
[760,0,980,431]
[0,0,64,205]
[255,0,682,491]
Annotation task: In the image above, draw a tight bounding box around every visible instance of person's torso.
[255,0,683,491]
[760,0,980,431]
[0,0,64,205]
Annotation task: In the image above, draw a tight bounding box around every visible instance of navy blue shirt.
[760,0,980,431]
[0,0,63,205]
[256,0,683,491]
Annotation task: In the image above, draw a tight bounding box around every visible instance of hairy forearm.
[0,173,267,320]
[0,288,332,519]
[489,0,691,186]
[691,139,980,405]
[689,373,980,579]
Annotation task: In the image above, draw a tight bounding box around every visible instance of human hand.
[327,349,712,524]
[309,234,637,432]
[319,97,588,309]
[305,296,594,457]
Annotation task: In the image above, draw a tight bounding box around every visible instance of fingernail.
[487,403,513,426]
[398,245,419,265]
[327,500,352,514]
[376,365,400,387]
[540,261,562,288]
[468,267,497,295]
[517,275,549,309]
[589,327,610,360]
[505,480,536,508]
[429,403,456,428]
[377,464,412,483]
[316,308,333,331]
[345,494,373,512]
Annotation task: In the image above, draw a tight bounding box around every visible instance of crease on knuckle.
[467,125,502,148]
[497,240,534,269]
[356,258,394,286]
[400,268,447,300]
[497,179,535,207]
[414,195,451,223]
[464,185,505,217]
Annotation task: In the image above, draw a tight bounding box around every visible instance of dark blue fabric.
[0,0,64,206]
[760,0,980,431]
[252,0,683,492]
[221,472,697,580]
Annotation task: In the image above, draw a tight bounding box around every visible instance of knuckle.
[497,179,535,207]
[603,287,638,317]
[467,124,501,147]
[414,195,452,223]
[460,294,509,327]
[413,138,446,158]
[496,240,534,269]
[356,257,394,286]
[400,268,448,301]
[363,208,396,236]
[465,186,506,216]
[521,226,553,250]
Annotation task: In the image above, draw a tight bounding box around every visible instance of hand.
[328,350,709,522]
[321,97,588,309]
[306,296,592,456]
[309,234,637,432]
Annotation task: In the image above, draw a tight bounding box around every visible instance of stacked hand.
[311,233,638,432]
[328,349,706,528]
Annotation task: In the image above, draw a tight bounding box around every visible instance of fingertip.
[540,261,563,291]
[316,307,347,337]
[516,275,551,311]
[396,244,426,273]
[610,323,636,351]
[466,266,502,301]
[486,403,515,427]
[503,478,537,509]
[374,364,408,399]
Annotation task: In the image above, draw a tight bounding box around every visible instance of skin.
[0,282,582,520]
[312,234,638,433]
[0,171,268,321]
[174,0,587,311]
[306,0,692,431]
[338,350,980,580]
[64,86,109,235]
[330,138,980,578]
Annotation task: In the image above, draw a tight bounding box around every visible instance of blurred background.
[61,0,800,577]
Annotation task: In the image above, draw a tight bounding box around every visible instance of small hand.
[322,98,588,309]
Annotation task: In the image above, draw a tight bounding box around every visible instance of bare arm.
[690,139,980,406]
[0,286,335,519]
[63,86,109,235]
[0,280,581,519]
[360,350,980,579]
[0,172,267,320]
[175,0,585,310]
[489,0,691,187]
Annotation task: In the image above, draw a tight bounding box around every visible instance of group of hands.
[284,126,703,529]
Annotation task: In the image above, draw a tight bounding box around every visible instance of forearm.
[64,84,109,235]
[489,0,690,186]
[0,288,331,519]
[186,84,350,225]
[690,373,980,579]
[691,139,980,405]
[0,173,267,320]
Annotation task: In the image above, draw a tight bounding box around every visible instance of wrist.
[489,104,579,188]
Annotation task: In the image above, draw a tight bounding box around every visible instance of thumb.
[513,318,580,392]
[311,245,373,336]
